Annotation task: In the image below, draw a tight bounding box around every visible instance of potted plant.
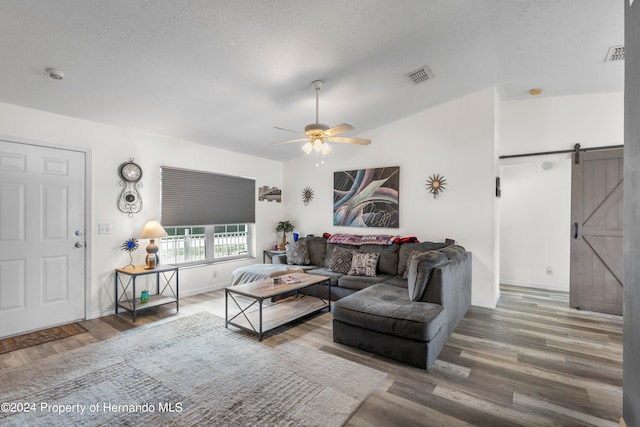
[275,220,295,250]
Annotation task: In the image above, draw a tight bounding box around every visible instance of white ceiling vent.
[605,45,624,62]
[405,66,435,85]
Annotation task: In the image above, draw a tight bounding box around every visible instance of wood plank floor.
[0,285,622,426]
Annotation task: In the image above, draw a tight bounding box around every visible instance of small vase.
[279,231,287,250]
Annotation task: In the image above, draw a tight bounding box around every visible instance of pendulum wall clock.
[118,158,143,217]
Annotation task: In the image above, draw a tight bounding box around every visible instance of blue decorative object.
[120,237,139,268]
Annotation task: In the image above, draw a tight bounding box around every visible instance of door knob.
[74,242,85,248]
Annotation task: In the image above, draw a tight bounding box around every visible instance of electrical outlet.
[98,224,112,234]
[545,266,553,274]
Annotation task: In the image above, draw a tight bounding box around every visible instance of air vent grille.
[405,66,435,85]
[605,45,624,62]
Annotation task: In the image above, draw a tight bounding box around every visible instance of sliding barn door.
[570,148,623,315]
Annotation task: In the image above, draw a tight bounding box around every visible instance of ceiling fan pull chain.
[315,85,320,124]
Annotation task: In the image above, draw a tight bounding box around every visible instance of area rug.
[0,323,87,354]
[0,312,386,426]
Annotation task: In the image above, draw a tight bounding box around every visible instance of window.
[160,224,251,265]
[159,166,255,266]
[160,166,255,226]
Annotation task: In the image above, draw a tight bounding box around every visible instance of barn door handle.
[573,222,579,239]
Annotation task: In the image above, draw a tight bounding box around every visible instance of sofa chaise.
[271,235,472,369]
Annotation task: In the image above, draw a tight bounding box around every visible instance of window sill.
[170,256,256,270]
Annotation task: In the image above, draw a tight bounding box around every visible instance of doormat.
[0,323,88,354]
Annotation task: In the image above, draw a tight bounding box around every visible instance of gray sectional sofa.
[271,236,472,369]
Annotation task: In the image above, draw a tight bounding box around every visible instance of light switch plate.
[98,224,112,234]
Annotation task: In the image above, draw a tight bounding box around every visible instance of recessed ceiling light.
[529,88,542,96]
[46,68,65,80]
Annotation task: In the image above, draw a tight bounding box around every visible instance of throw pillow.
[348,252,380,277]
[407,251,449,301]
[329,246,355,274]
[439,245,467,260]
[286,239,310,265]
[403,250,428,279]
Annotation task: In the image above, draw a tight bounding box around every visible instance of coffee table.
[225,272,331,340]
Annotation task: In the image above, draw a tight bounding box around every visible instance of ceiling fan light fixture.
[271,80,372,166]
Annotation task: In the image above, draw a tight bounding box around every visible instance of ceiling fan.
[270,80,371,166]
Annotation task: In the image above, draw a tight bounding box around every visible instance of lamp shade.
[140,220,168,239]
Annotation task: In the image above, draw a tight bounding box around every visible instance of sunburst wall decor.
[426,174,447,198]
[302,187,314,205]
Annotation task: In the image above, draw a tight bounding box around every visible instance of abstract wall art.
[333,166,399,228]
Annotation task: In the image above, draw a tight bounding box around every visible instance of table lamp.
[139,220,168,268]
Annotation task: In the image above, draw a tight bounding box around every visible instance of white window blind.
[161,166,255,226]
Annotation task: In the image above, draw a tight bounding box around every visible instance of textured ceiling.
[0,0,624,160]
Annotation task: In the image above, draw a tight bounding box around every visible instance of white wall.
[0,101,284,318]
[283,88,500,307]
[499,93,624,290]
[499,156,571,289]
[1,89,620,320]
[499,92,624,154]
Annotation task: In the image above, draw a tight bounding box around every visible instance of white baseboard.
[180,283,228,297]
[501,279,568,292]
[87,309,114,320]
[472,296,499,309]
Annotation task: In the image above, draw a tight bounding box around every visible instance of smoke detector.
[604,46,624,62]
[46,68,65,80]
[405,66,435,85]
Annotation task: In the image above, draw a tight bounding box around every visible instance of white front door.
[0,141,86,338]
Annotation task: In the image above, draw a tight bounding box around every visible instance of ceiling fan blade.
[327,136,371,145]
[274,126,305,135]
[324,123,354,136]
[269,138,310,146]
